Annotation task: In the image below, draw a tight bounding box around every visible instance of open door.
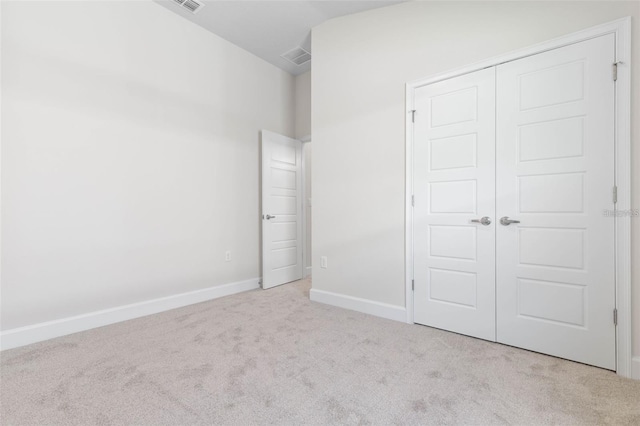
[261,130,303,289]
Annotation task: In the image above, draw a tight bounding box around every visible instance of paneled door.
[413,68,497,341]
[261,130,303,289]
[496,35,616,369]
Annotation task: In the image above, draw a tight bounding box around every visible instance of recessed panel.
[271,143,296,165]
[271,168,296,190]
[430,133,477,171]
[429,268,477,308]
[519,228,584,269]
[430,87,477,128]
[272,222,296,243]
[271,247,297,270]
[518,279,585,326]
[519,61,584,110]
[519,117,584,162]
[430,180,476,213]
[429,225,476,260]
[271,195,296,215]
[519,173,584,213]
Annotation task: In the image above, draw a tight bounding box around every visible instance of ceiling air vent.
[281,47,311,66]
[173,0,205,14]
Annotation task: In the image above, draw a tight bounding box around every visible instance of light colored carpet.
[1,277,639,425]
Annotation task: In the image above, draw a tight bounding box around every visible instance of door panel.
[261,131,303,289]
[496,34,616,369]
[413,68,496,341]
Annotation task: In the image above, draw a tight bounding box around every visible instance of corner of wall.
[294,71,312,140]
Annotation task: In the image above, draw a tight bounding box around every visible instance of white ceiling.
[154,0,405,75]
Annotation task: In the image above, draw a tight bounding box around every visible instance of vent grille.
[281,47,311,66]
[173,0,204,14]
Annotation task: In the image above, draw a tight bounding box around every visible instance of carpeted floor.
[1,277,639,425]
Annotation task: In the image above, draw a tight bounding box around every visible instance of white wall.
[295,71,312,274]
[1,1,295,330]
[312,2,639,354]
[295,71,311,139]
[304,143,312,274]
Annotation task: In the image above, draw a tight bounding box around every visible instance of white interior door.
[496,34,616,369]
[413,68,497,341]
[261,130,303,289]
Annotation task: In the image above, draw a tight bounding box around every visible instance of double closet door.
[413,34,616,370]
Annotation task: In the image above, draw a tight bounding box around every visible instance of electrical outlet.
[320,256,327,269]
[225,251,231,262]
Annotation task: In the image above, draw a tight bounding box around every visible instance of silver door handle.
[500,216,520,226]
[264,214,276,220]
[471,216,492,226]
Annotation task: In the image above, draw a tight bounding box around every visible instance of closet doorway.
[406,19,631,374]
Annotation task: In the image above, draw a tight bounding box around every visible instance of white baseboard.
[632,356,640,380]
[0,277,260,351]
[309,288,406,322]
[305,266,312,277]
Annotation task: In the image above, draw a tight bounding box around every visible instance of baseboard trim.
[305,266,312,277]
[632,356,640,380]
[0,277,260,351]
[309,288,406,322]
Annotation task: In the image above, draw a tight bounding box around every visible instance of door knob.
[500,216,520,226]
[471,216,492,226]
[264,214,276,220]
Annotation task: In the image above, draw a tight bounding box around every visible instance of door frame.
[404,17,632,378]
[300,134,312,278]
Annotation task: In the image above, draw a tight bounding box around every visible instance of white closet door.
[496,35,616,369]
[413,68,496,341]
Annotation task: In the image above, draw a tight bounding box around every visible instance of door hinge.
[412,279,414,291]
[411,195,415,207]
[613,186,618,204]
[410,110,416,123]
[613,308,618,326]
[612,62,621,81]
